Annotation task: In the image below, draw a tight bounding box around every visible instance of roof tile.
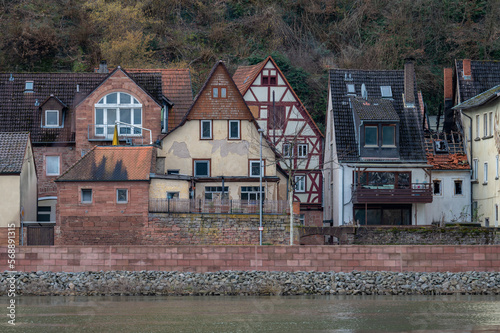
[0,132,30,174]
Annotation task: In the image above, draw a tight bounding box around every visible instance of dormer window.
[95,92,142,139]
[380,86,392,98]
[365,126,378,146]
[25,81,34,92]
[382,125,395,146]
[262,69,277,85]
[347,84,355,95]
[45,110,59,127]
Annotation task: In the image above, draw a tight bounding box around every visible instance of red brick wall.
[299,209,324,245]
[34,146,78,197]
[74,70,163,154]
[56,181,150,245]
[3,245,499,273]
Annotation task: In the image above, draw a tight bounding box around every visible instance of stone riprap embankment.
[2,271,500,296]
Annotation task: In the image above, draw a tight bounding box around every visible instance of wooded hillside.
[1,0,499,131]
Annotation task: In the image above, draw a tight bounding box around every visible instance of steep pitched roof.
[232,60,266,94]
[184,61,254,122]
[233,56,324,137]
[0,132,30,174]
[329,68,426,162]
[0,71,164,143]
[455,60,500,103]
[453,84,500,110]
[126,69,193,128]
[56,146,153,181]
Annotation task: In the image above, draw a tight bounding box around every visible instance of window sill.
[474,137,481,141]
[483,182,488,185]
[482,135,494,140]
[471,179,479,184]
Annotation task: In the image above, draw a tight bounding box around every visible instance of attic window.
[347,84,355,95]
[45,110,59,127]
[262,69,277,85]
[25,81,34,92]
[380,86,392,98]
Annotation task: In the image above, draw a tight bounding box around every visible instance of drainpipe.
[340,164,344,226]
[461,111,473,221]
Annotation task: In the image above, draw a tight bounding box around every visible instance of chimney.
[462,59,471,80]
[98,60,108,74]
[404,59,415,107]
[443,68,453,101]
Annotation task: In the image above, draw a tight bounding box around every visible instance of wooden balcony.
[352,183,433,204]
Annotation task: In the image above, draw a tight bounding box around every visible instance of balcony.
[87,124,147,145]
[352,183,433,204]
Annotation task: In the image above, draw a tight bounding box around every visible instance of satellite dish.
[361,84,368,99]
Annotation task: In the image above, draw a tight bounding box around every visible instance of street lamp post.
[258,128,264,246]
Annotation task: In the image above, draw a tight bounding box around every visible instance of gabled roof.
[126,68,193,128]
[0,132,30,174]
[455,60,500,103]
[351,97,399,121]
[56,146,154,181]
[329,68,426,162]
[0,70,164,143]
[453,84,500,110]
[233,56,324,137]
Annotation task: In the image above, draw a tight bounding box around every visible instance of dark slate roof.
[329,69,426,162]
[350,97,399,121]
[57,146,153,181]
[0,71,164,143]
[453,84,500,110]
[456,60,500,103]
[0,132,30,174]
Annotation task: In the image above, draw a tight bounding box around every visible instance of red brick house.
[0,67,193,225]
[55,146,154,245]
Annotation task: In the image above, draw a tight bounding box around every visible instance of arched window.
[95,92,142,139]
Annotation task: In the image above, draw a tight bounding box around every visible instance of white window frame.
[229,120,240,139]
[46,156,60,176]
[116,189,128,203]
[484,113,488,137]
[81,189,92,204]
[25,81,34,92]
[489,112,493,137]
[250,160,262,177]
[241,186,265,201]
[194,160,210,177]
[295,175,306,192]
[496,155,499,179]
[298,144,308,158]
[475,115,480,139]
[472,159,479,181]
[484,162,488,184]
[200,120,212,139]
[346,84,355,95]
[45,110,59,127]
[95,92,142,139]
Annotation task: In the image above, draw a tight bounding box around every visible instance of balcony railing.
[149,198,290,215]
[87,124,146,144]
[352,183,433,204]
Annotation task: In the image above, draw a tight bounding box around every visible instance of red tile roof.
[426,153,470,170]
[126,69,193,129]
[57,146,154,181]
[232,61,266,95]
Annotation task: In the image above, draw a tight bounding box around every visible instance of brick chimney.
[462,59,471,80]
[443,68,453,101]
[404,59,415,107]
[443,67,455,133]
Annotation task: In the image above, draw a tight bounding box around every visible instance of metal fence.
[149,198,290,215]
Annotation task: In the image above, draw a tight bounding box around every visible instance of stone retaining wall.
[2,245,500,273]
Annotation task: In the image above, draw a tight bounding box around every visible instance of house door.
[27,226,54,245]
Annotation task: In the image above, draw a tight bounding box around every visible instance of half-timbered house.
[233,56,324,227]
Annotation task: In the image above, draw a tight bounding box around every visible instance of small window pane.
[117,189,128,203]
[133,109,141,124]
[221,88,227,98]
[25,81,33,91]
[201,120,211,139]
[195,161,209,177]
[46,111,58,126]
[380,86,392,98]
[167,192,179,199]
[81,189,92,203]
[46,156,60,175]
[250,161,261,177]
[229,121,240,139]
[120,108,131,124]
[96,109,104,124]
[120,93,131,104]
[382,126,395,146]
[365,126,378,145]
[213,88,218,98]
[347,84,355,93]
[107,93,117,104]
[454,180,463,195]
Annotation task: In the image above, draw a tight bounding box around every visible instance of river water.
[2,295,500,332]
